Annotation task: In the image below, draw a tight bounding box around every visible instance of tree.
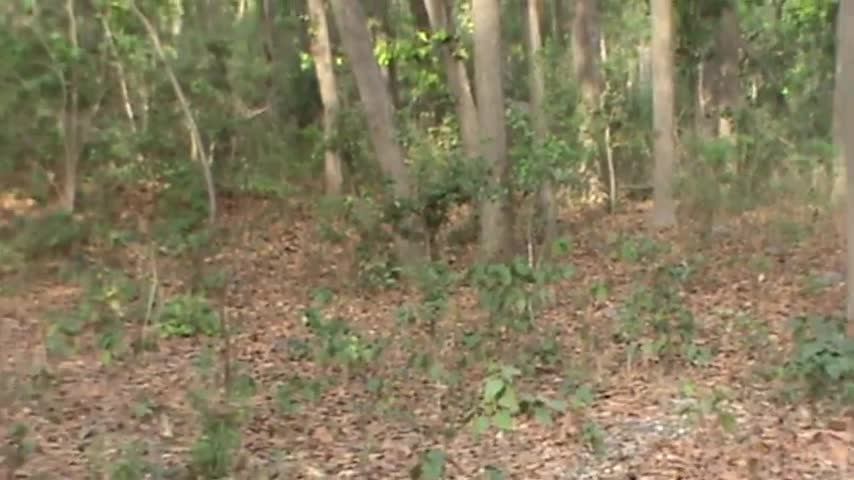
[836,0,854,325]
[328,0,421,262]
[526,0,556,249]
[571,0,610,206]
[695,4,742,138]
[650,0,677,228]
[307,0,344,195]
[571,0,603,107]
[472,0,513,259]
[424,0,480,160]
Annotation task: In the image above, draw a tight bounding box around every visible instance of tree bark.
[650,0,677,228]
[472,0,513,260]
[835,0,854,325]
[571,0,603,106]
[571,0,612,204]
[527,0,556,251]
[307,0,344,195]
[328,0,421,262]
[832,2,847,232]
[424,0,481,160]
[695,5,742,138]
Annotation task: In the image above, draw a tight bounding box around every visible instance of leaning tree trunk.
[329,0,422,263]
[650,0,677,228]
[424,0,480,160]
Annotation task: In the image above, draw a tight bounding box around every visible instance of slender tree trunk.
[307,0,344,195]
[424,0,480,159]
[472,0,513,260]
[650,0,677,227]
[834,0,854,325]
[832,2,848,240]
[571,0,610,203]
[527,0,556,251]
[329,0,422,262]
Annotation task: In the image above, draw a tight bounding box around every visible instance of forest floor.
[1,197,853,479]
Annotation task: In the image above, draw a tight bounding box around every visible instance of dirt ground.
[1,201,853,479]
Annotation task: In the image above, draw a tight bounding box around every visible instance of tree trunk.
[328,0,422,262]
[424,0,480,160]
[571,0,610,204]
[571,0,603,106]
[835,0,854,325]
[472,0,513,260]
[365,0,400,108]
[260,0,282,116]
[307,0,344,195]
[832,2,847,238]
[650,0,677,228]
[695,5,742,139]
[527,0,556,251]
[409,0,431,32]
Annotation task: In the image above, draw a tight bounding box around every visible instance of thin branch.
[129,1,217,224]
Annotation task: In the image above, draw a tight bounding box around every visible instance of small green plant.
[678,381,737,433]
[41,268,141,361]
[783,314,854,402]
[581,420,606,455]
[10,210,88,259]
[470,250,572,332]
[274,375,327,415]
[302,307,387,372]
[611,233,666,263]
[472,364,566,434]
[188,407,242,478]
[110,440,158,480]
[410,448,447,480]
[616,269,711,368]
[158,294,220,338]
[3,422,37,473]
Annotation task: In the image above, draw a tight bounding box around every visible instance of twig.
[140,241,159,352]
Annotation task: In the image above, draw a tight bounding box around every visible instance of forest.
[1,0,853,478]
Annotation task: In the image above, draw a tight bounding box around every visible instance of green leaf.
[419,449,446,479]
[483,378,504,403]
[497,386,520,413]
[472,415,490,435]
[533,406,553,426]
[492,411,514,431]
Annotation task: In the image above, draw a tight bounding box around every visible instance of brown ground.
[1,199,853,479]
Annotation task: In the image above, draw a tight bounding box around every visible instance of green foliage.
[274,375,327,415]
[611,233,667,263]
[302,307,388,372]
[470,248,573,331]
[472,364,566,435]
[109,441,159,480]
[158,294,220,338]
[783,314,854,403]
[616,265,712,368]
[42,267,141,361]
[678,381,738,433]
[188,407,242,478]
[9,211,88,260]
[410,448,447,480]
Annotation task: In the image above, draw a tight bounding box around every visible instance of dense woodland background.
[1,0,854,478]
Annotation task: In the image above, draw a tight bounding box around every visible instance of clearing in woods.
[1,198,853,479]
